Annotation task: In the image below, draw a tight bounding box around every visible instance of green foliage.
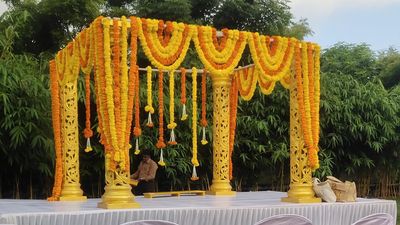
[321,43,379,82]
[0,49,53,197]
[213,0,292,35]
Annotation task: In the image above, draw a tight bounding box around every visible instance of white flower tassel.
[158,149,166,166]
[181,104,188,121]
[134,138,140,155]
[201,126,208,145]
[168,129,177,145]
[85,138,93,152]
[191,165,199,181]
[146,112,154,127]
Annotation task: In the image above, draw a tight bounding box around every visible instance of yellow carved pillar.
[97,165,139,209]
[59,81,87,201]
[281,75,320,203]
[208,75,235,195]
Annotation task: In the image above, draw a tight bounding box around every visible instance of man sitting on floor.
[131,150,158,195]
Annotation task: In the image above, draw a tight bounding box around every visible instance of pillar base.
[209,180,235,196]
[97,184,140,209]
[60,183,86,201]
[207,190,236,196]
[59,196,87,201]
[281,183,321,203]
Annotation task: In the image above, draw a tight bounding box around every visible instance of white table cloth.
[0,191,396,225]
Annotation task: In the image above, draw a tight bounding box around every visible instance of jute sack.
[326,176,357,202]
[312,178,336,203]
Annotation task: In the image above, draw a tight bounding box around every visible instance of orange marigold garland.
[83,70,93,152]
[156,70,166,166]
[112,19,122,153]
[180,67,188,120]
[229,75,239,180]
[133,64,141,155]
[48,60,63,201]
[200,69,208,145]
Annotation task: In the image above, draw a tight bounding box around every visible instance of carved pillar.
[281,74,320,203]
[59,81,86,201]
[208,75,235,195]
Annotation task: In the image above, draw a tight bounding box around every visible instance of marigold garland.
[145,66,155,127]
[168,71,177,145]
[229,76,239,180]
[235,66,258,101]
[191,67,199,180]
[193,26,247,76]
[248,34,295,81]
[180,67,188,120]
[157,70,166,166]
[83,71,93,152]
[128,17,140,157]
[48,60,63,201]
[137,18,193,71]
[294,42,319,170]
[200,69,208,145]
[191,67,199,167]
[112,19,123,153]
[120,16,130,169]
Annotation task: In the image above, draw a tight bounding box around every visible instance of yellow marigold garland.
[180,67,188,120]
[235,66,258,101]
[200,69,208,145]
[167,71,177,145]
[137,18,193,71]
[191,67,199,181]
[193,26,247,76]
[145,66,155,128]
[313,44,321,153]
[120,16,130,169]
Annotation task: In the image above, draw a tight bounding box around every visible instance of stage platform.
[0,191,396,225]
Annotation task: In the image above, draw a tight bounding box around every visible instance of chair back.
[351,213,394,225]
[254,214,313,225]
[120,220,178,225]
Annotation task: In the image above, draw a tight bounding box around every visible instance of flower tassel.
[146,111,154,127]
[168,128,177,145]
[201,126,208,145]
[190,165,199,181]
[134,138,140,155]
[85,138,93,152]
[181,104,188,121]
[158,149,166,166]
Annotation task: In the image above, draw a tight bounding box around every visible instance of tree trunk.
[15,176,20,199]
[29,172,33,199]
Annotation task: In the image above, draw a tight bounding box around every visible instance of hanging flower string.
[180,67,188,120]
[120,16,130,169]
[200,69,208,145]
[83,71,93,152]
[133,64,142,155]
[112,19,123,153]
[145,66,155,127]
[229,76,239,180]
[191,67,199,181]
[156,70,167,166]
[48,60,63,201]
[168,70,177,145]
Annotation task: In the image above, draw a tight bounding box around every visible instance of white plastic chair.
[351,213,394,225]
[254,214,313,225]
[120,220,178,225]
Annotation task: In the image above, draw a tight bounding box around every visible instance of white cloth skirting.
[0,191,397,225]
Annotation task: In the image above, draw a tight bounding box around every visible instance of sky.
[0,0,399,51]
[289,0,400,51]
